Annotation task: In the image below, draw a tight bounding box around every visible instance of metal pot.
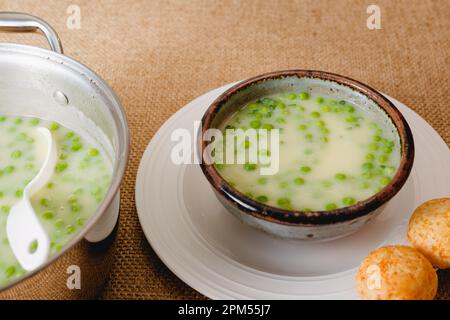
[0,13,129,298]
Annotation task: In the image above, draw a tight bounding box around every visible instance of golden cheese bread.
[407,198,450,269]
[356,245,437,300]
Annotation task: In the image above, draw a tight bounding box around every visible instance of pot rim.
[200,69,414,226]
[0,43,130,292]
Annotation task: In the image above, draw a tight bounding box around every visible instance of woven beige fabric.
[0,0,448,299]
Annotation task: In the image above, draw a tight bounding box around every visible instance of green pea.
[276,101,286,110]
[296,106,305,111]
[1,205,10,214]
[24,163,34,170]
[300,166,311,173]
[261,123,274,130]
[17,132,27,140]
[68,195,79,204]
[71,142,83,151]
[311,111,321,118]
[360,181,370,189]
[362,171,373,179]
[335,173,347,180]
[288,93,297,100]
[376,128,383,136]
[342,197,356,206]
[40,198,49,207]
[294,177,305,185]
[248,102,259,110]
[304,148,313,155]
[316,97,325,104]
[305,133,313,140]
[66,225,76,235]
[0,116,6,122]
[257,177,268,185]
[277,197,291,207]
[373,136,381,142]
[5,266,16,278]
[345,116,356,123]
[383,146,393,154]
[250,120,262,129]
[29,240,38,253]
[49,122,60,131]
[261,98,276,107]
[54,244,62,252]
[315,120,325,127]
[5,165,15,174]
[365,153,375,161]
[55,162,68,173]
[320,106,331,112]
[256,195,268,203]
[244,192,254,198]
[76,217,86,226]
[299,92,310,100]
[243,163,257,171]
[320,127,330,134]
[321,136,329,143]
[373,168,383,176]
[383,166,396,175]
[15,189,23,198]
[65,132,75,139]
[325,203,337,210]
[42,211,55,220]
[47,182,55,189]
[362,162,374,170]
[378,155,388,163]
[379,176,391,186]
[55,219,64,228]
[369,143,379,151]
[30,118,40,126]
[0,192,3,198]
[70,204,81,213]
[298,124,308,131]
[59,153,68,160]
[346,106,355,113]
[14,118,22,125]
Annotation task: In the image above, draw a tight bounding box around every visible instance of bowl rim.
[200,69,415,225]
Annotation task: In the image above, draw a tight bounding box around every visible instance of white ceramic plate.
[136,83,450,300]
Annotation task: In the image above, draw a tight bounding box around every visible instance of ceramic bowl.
[200,70,414,240]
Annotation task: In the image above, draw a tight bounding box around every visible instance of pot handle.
[0,12,63,54]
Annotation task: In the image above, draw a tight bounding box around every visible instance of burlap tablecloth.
[1,0,448,299]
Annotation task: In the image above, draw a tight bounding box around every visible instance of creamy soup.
[215,92,400,212]
[0,115,112,286]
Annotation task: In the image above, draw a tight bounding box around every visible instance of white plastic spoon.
[6,127,57,271]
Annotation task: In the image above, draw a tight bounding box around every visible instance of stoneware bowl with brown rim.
[200,70,414,241]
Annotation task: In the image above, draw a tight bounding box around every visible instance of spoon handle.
[6,199,50,271]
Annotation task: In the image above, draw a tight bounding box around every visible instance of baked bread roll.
[407,198,450,269]
[356,245,437,300]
